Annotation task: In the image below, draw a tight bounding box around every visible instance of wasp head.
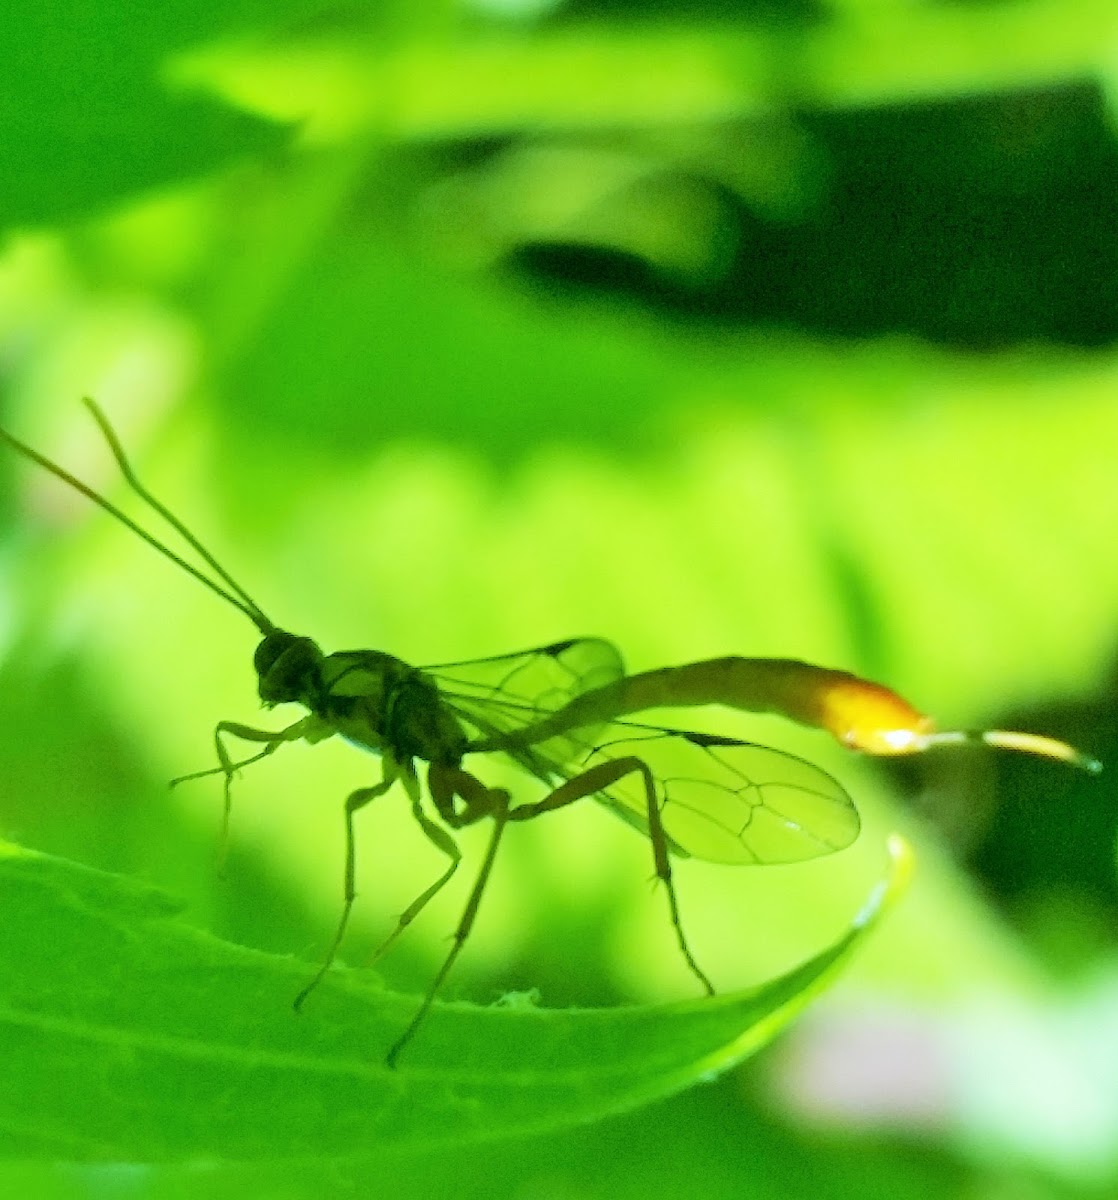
[254,629,324,708]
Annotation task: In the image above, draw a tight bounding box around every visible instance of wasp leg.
[169,718,309,873]
[509,756,715,998]
[212,720,310,848]
[168,743,275,787]
[387,757,714,1067]
[428,762,510,828]
[371,763,510,968]
[386,790,512,1070]
[368,788,462,966]
[293,762,401,1012]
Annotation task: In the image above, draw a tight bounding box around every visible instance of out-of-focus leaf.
[182,5,1118,143]
[0,0,338,227]
[221,235,683,457]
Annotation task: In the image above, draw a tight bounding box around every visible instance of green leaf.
[0,0,331,227]
[0,837,909,1163]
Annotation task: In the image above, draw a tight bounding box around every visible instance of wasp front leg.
[170,717,313,870]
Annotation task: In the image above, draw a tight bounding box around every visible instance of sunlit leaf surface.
[0,839,906,1162]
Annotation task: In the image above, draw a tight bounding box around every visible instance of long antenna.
[0,399,274,635]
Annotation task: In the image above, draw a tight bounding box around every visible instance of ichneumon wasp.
[0,400,1100,1066]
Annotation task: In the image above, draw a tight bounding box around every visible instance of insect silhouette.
[0,400,1101,1066]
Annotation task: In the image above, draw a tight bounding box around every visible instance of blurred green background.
[3,0,1118,1195]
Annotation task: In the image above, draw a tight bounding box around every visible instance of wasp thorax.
[254,629,325,706]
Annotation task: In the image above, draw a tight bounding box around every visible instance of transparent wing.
[427,645,859,863]
[423,638,625,772]
[583,728,860,865]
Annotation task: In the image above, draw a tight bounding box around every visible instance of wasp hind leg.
[386,787,512,1070]
[508,755,715,997]
[367,785,463,966]
[387,757,713,1069]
